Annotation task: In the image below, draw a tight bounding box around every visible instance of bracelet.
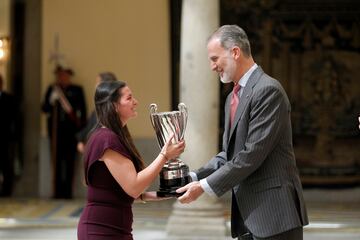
[160,152,169,161]
[140,193,146,204]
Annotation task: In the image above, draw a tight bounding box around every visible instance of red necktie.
[230,84,241,126]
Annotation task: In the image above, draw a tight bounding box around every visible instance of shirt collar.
[238,63,258,88]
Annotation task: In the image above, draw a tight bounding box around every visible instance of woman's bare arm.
[101,137,185,199]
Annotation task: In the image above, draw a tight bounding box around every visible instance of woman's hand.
[160,134,185,161]
[138,191,173,202]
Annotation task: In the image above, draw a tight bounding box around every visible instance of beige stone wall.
[41,0,171,138]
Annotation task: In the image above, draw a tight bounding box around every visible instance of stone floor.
[0,188,359,240]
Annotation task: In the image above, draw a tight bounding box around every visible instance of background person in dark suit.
[0,73,18,197]
[42,65,87,199]
[177,25,309,240]
[76,72,117,153]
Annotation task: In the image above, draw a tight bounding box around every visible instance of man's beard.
[220,72,233,84]
[220,58,236,84]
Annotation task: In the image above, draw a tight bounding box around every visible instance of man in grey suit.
[176,25,309,239]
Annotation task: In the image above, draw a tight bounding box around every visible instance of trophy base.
[156,176,191,197]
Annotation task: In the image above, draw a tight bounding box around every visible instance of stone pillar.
[166,0,227,239]
[13,0,42,197]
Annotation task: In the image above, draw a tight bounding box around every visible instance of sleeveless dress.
[77,128,135,240]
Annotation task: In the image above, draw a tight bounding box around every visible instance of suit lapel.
[227,67,264,143]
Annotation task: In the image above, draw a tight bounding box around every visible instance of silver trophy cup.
[150,103,190,197]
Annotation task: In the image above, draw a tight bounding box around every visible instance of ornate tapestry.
[221,0,360,186]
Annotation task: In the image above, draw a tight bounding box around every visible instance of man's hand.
[49,88,60,105]
[176,181,204,204]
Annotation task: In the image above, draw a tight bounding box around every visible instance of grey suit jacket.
[195,67,309,238]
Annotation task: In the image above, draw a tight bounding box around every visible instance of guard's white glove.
[49,89,59,105]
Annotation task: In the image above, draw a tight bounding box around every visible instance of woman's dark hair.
[99,72,117,82]
[94,80,145,171]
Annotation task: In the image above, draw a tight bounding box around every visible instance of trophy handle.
[178,103,187,140]
[149,103,158,128]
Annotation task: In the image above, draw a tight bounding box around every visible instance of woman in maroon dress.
[77,80,185,240]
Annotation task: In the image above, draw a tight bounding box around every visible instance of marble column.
[13,0,42,197]
[166,0,227,239]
